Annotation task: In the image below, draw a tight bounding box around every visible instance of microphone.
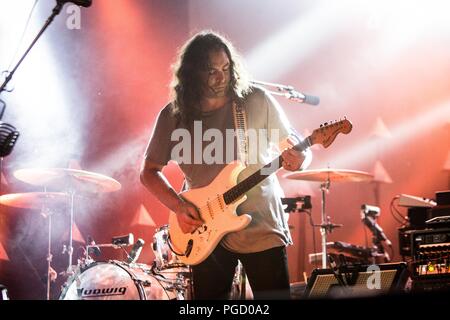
[0,122,20,157]
[127,239,145,264]
[87,235,101,257]
[56,0,93,8]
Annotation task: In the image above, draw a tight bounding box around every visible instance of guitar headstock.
[310,118,353,148]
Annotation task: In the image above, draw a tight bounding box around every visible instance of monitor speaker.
[303,262,408,299]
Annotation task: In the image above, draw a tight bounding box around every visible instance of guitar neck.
[223,137,312,205]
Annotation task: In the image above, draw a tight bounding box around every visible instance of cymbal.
[283,168,374,182]
[0,192,69,209]
[14,168,121,193]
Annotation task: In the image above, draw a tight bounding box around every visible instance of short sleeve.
[264,89,298,146]
[144,104,177,166]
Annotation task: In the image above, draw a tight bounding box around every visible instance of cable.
[389,196,403,224]
[389,195,407,224]
[392,197,407,223]
[6,0,40,71]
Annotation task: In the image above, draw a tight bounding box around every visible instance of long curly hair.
[170,30,251,125]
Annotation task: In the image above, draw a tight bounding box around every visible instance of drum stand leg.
[239,264,247,300]
[67,191,75,274]
[46,209,52,300]
[318,179,343,269]
[62,190,76,277]
[41,200,55,300]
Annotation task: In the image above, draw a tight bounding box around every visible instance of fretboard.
[223,137,311,205]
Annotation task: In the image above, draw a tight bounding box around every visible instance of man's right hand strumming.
[140,161,204,234]
[174,201,204,234]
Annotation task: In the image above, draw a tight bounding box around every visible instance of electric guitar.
[168,118,353,265]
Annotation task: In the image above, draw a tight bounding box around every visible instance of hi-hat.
[14,168,121,193]
[0,192,69,209]
[284,168,374,182]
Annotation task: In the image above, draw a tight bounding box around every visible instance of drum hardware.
[86,235,101,258]
[3,168,121,300]
[0,191,70,300]
[284,168,373,268]
[112,233,134,247]
[230,260,249,300]
[151,224,193,299]
[140,280,152,287]
[127,238,145,264]
[152,224,190,271]
[58,224,195,300]
[84,237,134,262]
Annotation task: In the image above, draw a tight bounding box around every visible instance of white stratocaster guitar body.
[168,161,251,265]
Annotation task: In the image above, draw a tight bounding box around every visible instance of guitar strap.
[232,100,248,166]
[232,100,250,296]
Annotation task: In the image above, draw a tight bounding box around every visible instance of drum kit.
[0,166,373,300]
[0,167,192,300]
[58,225,192,300]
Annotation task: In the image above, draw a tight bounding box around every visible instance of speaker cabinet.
[303,262,408,299]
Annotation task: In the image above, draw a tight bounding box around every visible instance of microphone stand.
[251,79,294,92]
[0,2,64,95]
[250,79,320,105]
[0,3,65,300]
[362,215,391,263]
[250,79,299,100]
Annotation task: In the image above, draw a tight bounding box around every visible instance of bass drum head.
[59,261,172,300]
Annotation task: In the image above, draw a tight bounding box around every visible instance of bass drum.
[59,260,178,300]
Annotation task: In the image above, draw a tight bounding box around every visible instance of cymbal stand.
[62,190,76,276]
[68,190,75,274]
[319,179,343,269]
[319,180,330,269]
[40,190,54,300]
